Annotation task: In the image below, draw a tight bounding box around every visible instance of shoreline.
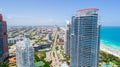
[100,43,120,58]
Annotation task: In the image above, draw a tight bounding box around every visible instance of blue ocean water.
[62,26,120,50]
[101,26,120,50]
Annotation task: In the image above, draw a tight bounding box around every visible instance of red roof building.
[77,8,99,13]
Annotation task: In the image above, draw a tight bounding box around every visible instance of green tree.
[0,61,9,67]
[34,53,40,62]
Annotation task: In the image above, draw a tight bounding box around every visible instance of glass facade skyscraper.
[0,14,9,62]
[16,34,34,67]
[64,20,71,57]
[70,8,100,67]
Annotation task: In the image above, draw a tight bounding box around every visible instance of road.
[50,32,61,67]
[46,31,65,67]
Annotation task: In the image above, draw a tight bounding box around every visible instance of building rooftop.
[35,61,45,67]
[77,8,99,12]
[2,20,6,23]
[61,62,69,67]
[9,56,16,63]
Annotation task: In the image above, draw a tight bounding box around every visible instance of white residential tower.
[16,34,34,67]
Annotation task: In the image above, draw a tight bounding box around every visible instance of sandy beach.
[100,43,120,58]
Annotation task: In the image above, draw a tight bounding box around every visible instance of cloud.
[7,16,13,20]
[48,18,55,23]
[6,15,63,26]
[0,8,3,12]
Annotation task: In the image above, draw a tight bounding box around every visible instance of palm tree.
[100,51,115,67]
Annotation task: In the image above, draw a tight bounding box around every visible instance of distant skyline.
[0,0,120,26]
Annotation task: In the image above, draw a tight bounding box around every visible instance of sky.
[0,0,120,26]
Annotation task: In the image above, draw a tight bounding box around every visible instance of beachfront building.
[16,34,34,67]
[0,14,9,62]
[64,20,71,57]
[70,8,100,67]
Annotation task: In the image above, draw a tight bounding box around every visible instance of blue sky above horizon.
[0,0,120,26]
